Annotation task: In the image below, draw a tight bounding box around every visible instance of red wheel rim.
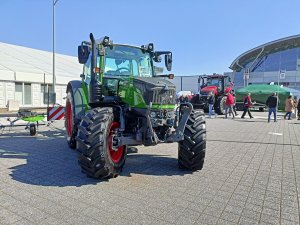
[108,122,124,163]
[66,99,73,138]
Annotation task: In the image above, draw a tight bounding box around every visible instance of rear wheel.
[76,107,127,179]
[65,90,77,149]
[215,95,226,115]
[178,110,206,171]
[29,124,36,136]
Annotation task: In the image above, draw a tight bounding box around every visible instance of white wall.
[0,81,68,109]
[0,82,5,107]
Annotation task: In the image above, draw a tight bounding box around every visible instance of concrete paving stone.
[203,206,224,218]
[216,219,237,225]
[246,197,264,207]
[264,195,281,205]
[261,207,280,218]
[281,212,300,223]
[207,200,227,210]
[281,199,298,208]
[194,213,219,225]
[248,191,265,200]
[251,187,267,195]
[4,202,48,223]
[174,209,201,225]
[224,204,244,215]
[281,219,299,225]
[260,212,281,224]
[281,205,298,214]
[241,209,261,221]
[263,201,281,211]
[238,216,259,225]
[55,210,108,225]
[0,207,23,224]
[11,218,38,225]
[186,201,207,213]
[227,198,246,208]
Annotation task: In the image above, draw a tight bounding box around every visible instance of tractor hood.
[200,86,217,95]
[134,77,176,105]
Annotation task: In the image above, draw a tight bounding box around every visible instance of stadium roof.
[0,42,82,84]
[230,34,300,72]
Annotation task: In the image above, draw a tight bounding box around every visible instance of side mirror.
[165,53,172,71]
[78,45,90,64]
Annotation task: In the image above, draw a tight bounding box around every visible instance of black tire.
[29,124,36,136]
[236,103,244,111]
[65,89,77,149]
[76,107,127,179]
[215,95,226,115]
[190,94,204,110]
[178,110,206,171]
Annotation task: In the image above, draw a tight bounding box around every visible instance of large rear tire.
[178,110,206,171]
[190,94,203,110]
[215,95,226,115]
[65,90,77,149]
[76,107,127,179]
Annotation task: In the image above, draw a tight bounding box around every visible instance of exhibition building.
[230,35,300,90]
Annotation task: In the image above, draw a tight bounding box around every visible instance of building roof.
[0,42,82,84]
[230,34,300,72]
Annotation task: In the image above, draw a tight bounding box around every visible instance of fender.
[66,80,87,124]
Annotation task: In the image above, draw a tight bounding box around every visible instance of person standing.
[241,93,254,119]
[224,92,235,119]
[231,90,239,116]
[297,98,300,120]
[266,92,279,122]
[284,95,295,120]
[207,91,216,118]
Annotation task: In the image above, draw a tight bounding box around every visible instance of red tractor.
[190,74,233,114]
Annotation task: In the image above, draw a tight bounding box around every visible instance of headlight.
[150,112,156,118]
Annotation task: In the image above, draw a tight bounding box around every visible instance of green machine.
[65,34,206,179]
[235,84,292,110]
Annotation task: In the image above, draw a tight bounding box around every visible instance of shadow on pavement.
[0,131,190,187]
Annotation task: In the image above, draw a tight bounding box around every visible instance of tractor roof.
[199,74,228,79]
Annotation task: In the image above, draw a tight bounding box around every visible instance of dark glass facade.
[233,46,300,90]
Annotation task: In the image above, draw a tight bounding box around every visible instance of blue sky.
[0,0,299,75]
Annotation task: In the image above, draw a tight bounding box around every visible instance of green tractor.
[65,33,206,179]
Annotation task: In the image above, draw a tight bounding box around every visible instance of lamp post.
[52,0,59,102]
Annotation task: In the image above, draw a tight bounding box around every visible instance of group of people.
[208,90,254,119]
[266,93,300,122]
[208,90,300,122]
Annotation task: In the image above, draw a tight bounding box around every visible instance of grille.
[152,89,176,105]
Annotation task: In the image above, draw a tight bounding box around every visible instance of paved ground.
[0,112,300,225]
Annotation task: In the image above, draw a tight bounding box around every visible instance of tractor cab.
[199,74,232,96]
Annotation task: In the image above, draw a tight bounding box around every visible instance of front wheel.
[215,96,226,115]
[178,110,206,171]
[76,107,127,179]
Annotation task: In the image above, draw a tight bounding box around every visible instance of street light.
[52,0,60,103]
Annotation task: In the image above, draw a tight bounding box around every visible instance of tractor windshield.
[104,45,153,77]
[207,78,222,87]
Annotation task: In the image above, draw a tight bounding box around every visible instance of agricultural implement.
[0,110,46,136]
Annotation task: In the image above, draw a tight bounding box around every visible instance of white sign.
[243,69,250,80]
[279,70,286,79]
